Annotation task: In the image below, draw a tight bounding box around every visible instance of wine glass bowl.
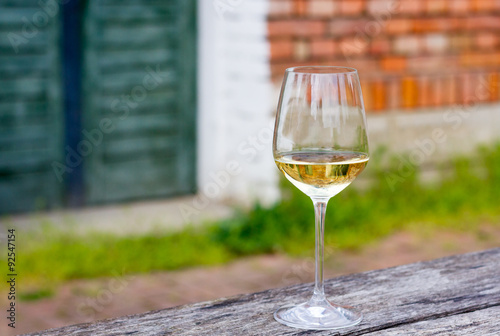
[274,150,368,199]
[272,66,369,330]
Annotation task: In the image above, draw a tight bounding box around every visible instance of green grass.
[3,143,500,295]
[213,143,500,254]
[18,288,54,302]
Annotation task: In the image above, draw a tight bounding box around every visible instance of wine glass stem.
[311,197,330,303]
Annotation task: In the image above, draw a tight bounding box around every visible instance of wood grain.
[0,1,63,214]
[367,306,500,335]
[83,0,197,204]
[23,248,500,336]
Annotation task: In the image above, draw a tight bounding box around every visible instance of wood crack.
[345,301,500,336]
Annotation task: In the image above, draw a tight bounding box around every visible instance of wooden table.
[25,248,500,335]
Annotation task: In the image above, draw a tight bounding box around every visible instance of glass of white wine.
[273,66,369,330]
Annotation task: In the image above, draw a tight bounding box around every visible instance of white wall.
[198,0,279,207]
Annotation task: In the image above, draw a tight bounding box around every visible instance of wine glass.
[272,66,369,330]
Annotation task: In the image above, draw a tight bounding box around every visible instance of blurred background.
[1,0,500,334]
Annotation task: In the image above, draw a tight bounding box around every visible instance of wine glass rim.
[286,66,358,75]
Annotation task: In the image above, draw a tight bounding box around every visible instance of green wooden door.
[0,1,63,214]
[83,0,196,203]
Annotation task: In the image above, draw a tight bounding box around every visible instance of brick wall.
[267,0,500,112]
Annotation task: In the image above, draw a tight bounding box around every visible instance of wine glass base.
[274,299,362,330]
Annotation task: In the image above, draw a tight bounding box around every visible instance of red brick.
[393,35,422,55]
[488,72,499,101]
[360,81,373,111]
[454,17,468,31]
[425,0,447,14]
[385,19,413,34]
[268,20,327,37]
[338,36,369,56]
[424,34,449,54]
[366,0,398,15]
[407,56,458,72]
[418,76,431,107]
[316,60,338,67]
[414,18,459,33]
[476,32,498,49]
[460,73,475,104]
[461,53,491,68]
[271,61,312,79]
[476,73,492,102]
[370,37,391,55]
[449,0,470,14]
[308,0,337,17]
[450,34,473,52]
[310,38,336,58]
[443,75,458,105]
[401,77,418,108]
[465,16,500,30]
[270,39,294,60]
[398,0,424,15]
[372,80,386,111]
[339,0,365,16]
[387,79,401,109]
[294,0,307,16]
[473,0,495,11]
[348,59,379,72]
[448,18,461,30]
[470,53,500,67]
[381,56,407,72]
[329,19,369,36]
[294,39,310,60]
[473,73,492,103]
[430,77,445,106]
[269,0,293,17]
[486,52,500,66]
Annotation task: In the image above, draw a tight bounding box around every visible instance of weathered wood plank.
[103,114,178,136]
[0,0,41,7]
[0,78,47,99]
[98,26,177,49]
[0,171,61,213]
[0,55,49,75]
[96,6,177,24]
[98,70,176,94]
[99,0,178,7]
[366,306,500,336]
[97,49,176,73]
[96,92,178,115]
[0,125,49,143]
[24,248,500,336]
[86,158,181,203]
[0,31,49,53]
[0,1,62,214]
[0,151,52,172]
[83,0,196,204]
[0,102,49,127]
[0,8,55,27]
[102,137,177,163]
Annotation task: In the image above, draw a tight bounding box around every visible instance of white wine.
[275,151,368,198]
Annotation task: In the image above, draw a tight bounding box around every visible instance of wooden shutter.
[83,0,196,203]
[0,1,63,214]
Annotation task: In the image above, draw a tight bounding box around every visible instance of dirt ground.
[2,225,500,335]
